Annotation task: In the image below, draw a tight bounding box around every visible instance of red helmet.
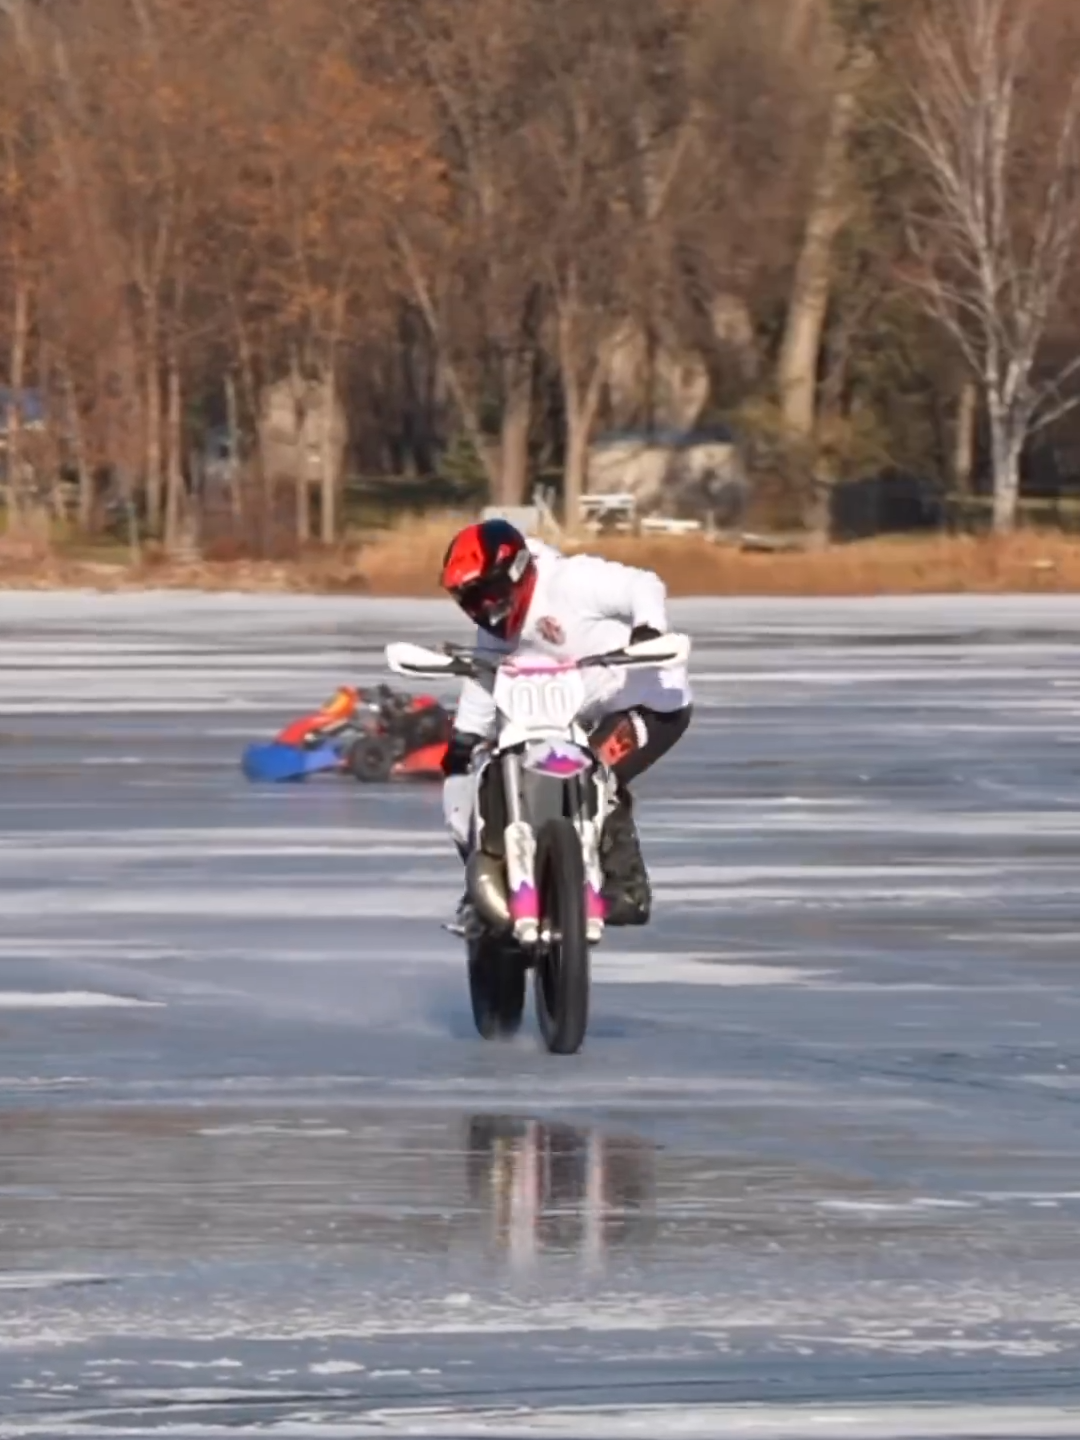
[440,518,536,640]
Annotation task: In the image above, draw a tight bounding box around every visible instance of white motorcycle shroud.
[480,655,607,945]
[386,635,691,948]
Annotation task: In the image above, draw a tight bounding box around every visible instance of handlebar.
[387,632,690,683]
[438,642,685,680]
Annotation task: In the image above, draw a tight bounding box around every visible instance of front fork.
[501,753,608,947]
[578,769,609,945]
[502,753,540,946]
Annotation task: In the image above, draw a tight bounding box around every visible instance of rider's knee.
[442,773,473,851]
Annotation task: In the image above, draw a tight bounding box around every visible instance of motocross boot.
[445,895,475,938]
[446,839,480,938]
[600,784,651,926]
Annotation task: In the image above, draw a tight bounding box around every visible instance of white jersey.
[452,539,692,739]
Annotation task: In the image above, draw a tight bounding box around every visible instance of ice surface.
[3,591,1080,1436]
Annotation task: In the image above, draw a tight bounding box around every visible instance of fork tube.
[502,752,539,940]
[502,752,523,824]
[582,765,606,936]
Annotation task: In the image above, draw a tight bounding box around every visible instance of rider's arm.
[583,556,670,635]
[443,627,502,775]
[448,678,495,750]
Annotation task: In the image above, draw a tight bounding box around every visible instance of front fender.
[520,767,578,827]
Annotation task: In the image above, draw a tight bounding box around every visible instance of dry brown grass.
[350,514,461,595]
[581,530,1080,595]
[0,542,370,594]
[4,518,1080,594]
[349,516,1080,596]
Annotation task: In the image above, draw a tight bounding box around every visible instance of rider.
[439,517,693,927]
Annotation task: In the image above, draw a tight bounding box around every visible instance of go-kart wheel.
[347,735,394,783]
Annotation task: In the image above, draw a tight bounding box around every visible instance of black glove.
[630,624,662,644]
[442,730,485,777]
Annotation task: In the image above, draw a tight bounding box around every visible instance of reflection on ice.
[0,1105,664,1283]
[465,1116,655,1272]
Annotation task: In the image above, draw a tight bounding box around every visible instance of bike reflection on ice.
[465,1115,656,1273]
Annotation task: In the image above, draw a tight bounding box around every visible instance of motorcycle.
[385,630,691,1055]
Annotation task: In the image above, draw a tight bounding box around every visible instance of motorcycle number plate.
[494,667,586,731]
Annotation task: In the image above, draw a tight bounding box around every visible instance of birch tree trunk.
[319,287,347,546]
[143,308,163,534]
[164,344,184,553]
[563,394,602,532]
[989,408,1022,534]
[64,370,94,532]
[319,370,337,546]
[6,276,30,535]
[782,0,820,58]
[953,379,977,498]
[553,262,611,531]
[499,352,533,507]
[777,62,865,440]
[295,474,310,546]
[224,371,242,521]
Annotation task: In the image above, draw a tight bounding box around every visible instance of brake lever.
[434,642,476,678]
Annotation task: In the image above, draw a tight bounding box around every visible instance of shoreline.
[1,531,1080,597]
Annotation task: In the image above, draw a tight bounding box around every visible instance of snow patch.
[0,1271,108,1291]
[0,991,161,1010]
[331,1402,1080,1439]
[599,952,829,987]
[197,1125,349,1138]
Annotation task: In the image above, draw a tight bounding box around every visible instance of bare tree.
[777,42,872,442]
[900,0,1080,532]
[388,0,545,506]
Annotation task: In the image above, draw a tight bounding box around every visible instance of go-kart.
[241,684,450,784]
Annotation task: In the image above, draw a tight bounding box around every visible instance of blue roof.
[591,424,736,451]
[0,388,46,431]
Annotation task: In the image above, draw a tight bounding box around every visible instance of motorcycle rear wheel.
[533,817,590,1056]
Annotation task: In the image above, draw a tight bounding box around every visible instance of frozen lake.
[2,592,1080,1437]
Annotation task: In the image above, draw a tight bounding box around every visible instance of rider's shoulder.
[525,536,562,564]
[544,547,618,582]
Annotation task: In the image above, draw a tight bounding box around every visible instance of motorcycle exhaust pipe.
[466,851,511,932]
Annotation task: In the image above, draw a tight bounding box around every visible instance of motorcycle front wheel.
[533,816,590,1056]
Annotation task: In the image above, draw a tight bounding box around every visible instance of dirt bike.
[385,631,691,1056]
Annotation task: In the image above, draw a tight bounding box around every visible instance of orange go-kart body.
[390,740,448,778]
[275,686,360,748]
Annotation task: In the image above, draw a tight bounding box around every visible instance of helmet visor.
[450,573,515,632]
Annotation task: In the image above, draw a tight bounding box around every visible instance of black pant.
[590,704,690,924]
[590,704,692,787]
